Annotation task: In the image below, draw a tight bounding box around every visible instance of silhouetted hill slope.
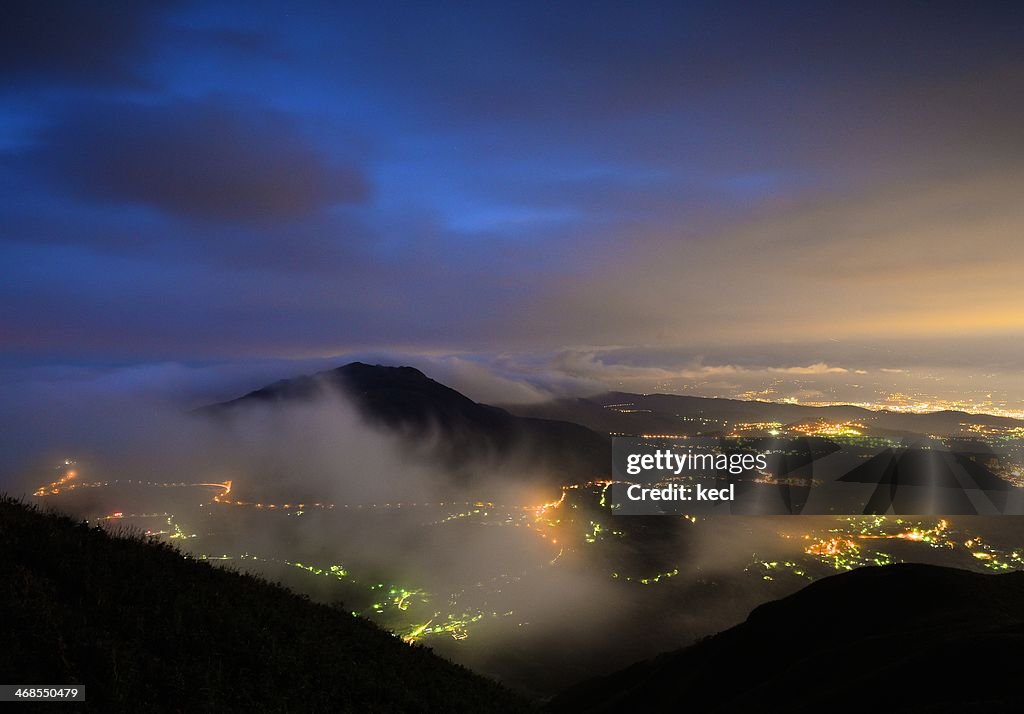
[548,563,1024,713]
[0,497,527,713]
[207,362,610,483]
[510,391,1024,438]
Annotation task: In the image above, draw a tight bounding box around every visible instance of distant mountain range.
[507,391,1024,438]
[203,362,611,484]
[548,563,1024,712]
[202,364,1023,491]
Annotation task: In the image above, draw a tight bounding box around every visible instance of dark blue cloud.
[25,98,368,222]
[1,0,180,88]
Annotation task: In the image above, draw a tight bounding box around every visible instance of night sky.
[3,1,1024,424]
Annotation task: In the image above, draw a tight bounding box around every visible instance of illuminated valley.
[30,436,1024,693]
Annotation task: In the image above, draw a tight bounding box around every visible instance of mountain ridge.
[508,390,1024,438]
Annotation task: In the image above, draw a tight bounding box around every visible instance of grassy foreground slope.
[0,497,526,713]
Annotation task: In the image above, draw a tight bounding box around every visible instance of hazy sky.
[2,1,1023,408]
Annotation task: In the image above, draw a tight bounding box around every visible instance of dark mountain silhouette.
[0,496,527,713]
[509,391,1024,438]
[203,362,610,484]
[548,563,1024,713]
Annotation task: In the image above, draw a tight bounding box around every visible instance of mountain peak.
[332,362,430,381]
[202,361,611,484]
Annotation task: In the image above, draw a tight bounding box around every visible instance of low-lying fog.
[6,367,1024,695]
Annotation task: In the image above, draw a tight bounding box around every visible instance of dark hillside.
[548,563,1024,713]
[0,497,526,713]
